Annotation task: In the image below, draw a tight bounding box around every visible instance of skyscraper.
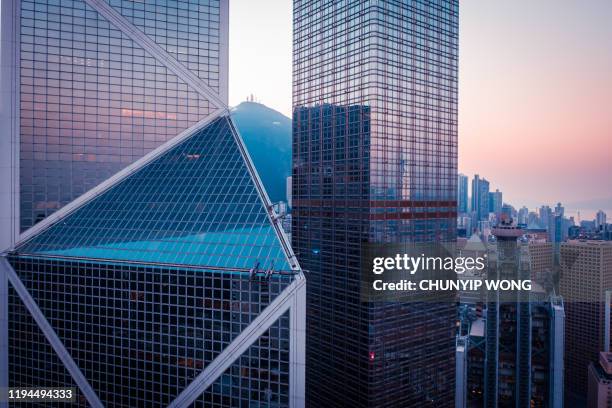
[560,240,612,399]
[587,352,612,408]
[596,210,607,231]
[0,0,229,249]
[2,111,306,407]
[550,209,569,265]
[539,205,552,230]
[471,175,490,222]
[555,202,565,217]
[476,219,565,408]
[528,240,554,283]
[518,206,529,226]
[487,189,502,220]
[293,1,458,406]
[458,173,469,213]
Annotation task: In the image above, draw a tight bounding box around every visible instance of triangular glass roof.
[16,115,291,272]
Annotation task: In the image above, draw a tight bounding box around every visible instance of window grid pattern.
[106,0,221,91]
[8,290,85,407]
[197,311,291,408]
[18,116,290,272]
[8,256,292,408]
[20,0,215,230]
[292,0,458,406]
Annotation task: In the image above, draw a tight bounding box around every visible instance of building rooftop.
[564,240,612,248]
[13,114,296,274]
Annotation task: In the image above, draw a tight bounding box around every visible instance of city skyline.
[229,0,612,211]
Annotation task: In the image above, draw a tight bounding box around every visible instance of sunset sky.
[459,0,612,217]
[229,0,612,218]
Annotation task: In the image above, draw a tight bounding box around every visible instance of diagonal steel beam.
[83,0,227,110]
[226,116,301,272]
[0,258,104,408]
[289,278,306,408]
[168,275,306,408]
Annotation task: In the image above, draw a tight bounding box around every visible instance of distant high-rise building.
[458,214,474,238]
[540,205,553,230]
[605,225,612,241]
[458,173,469,213]
[596,210,608,231]
[488,189,503,219]
[528,240,554,284]
[551,213,569,265]
[471,175,490,222]
[477,219,565,408]
[560,240,612,398]
[457,233,487,305]
[1,0,229,249]
[587,352,612,408]
[501,204,514,224]
[518,206,529,226]
[292,0,459,406]
[555,202,565,217]
[527,211,540,228]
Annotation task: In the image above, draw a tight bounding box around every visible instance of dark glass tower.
[477,221,565,408]
[292,1,458,406]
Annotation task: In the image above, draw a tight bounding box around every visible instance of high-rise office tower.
[560,240,612,399]
[475,219,564,408]
[471,175,490,222]
[528,240,553,284]
[1,1,308,406]
[518,206,529,226]
[293,1,458,406]
[587,352,612,408]
[596,210,607,231]
[458,173,469,213]
[488,189,502,221]
[0,0,229,250]
[540,205,552,230]
[501,204,514,223]
[555,202,564,217]
[460,294,564,408]
[1,111,306,407]
[527,211,540,228]
[551,213,568,265]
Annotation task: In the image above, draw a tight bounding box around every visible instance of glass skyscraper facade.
[14,0,228,232]
[458,173,469,214]
[479,223,565,408]
[3,113,306,407]
[471,174,490,222]
[292,0,458,406]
